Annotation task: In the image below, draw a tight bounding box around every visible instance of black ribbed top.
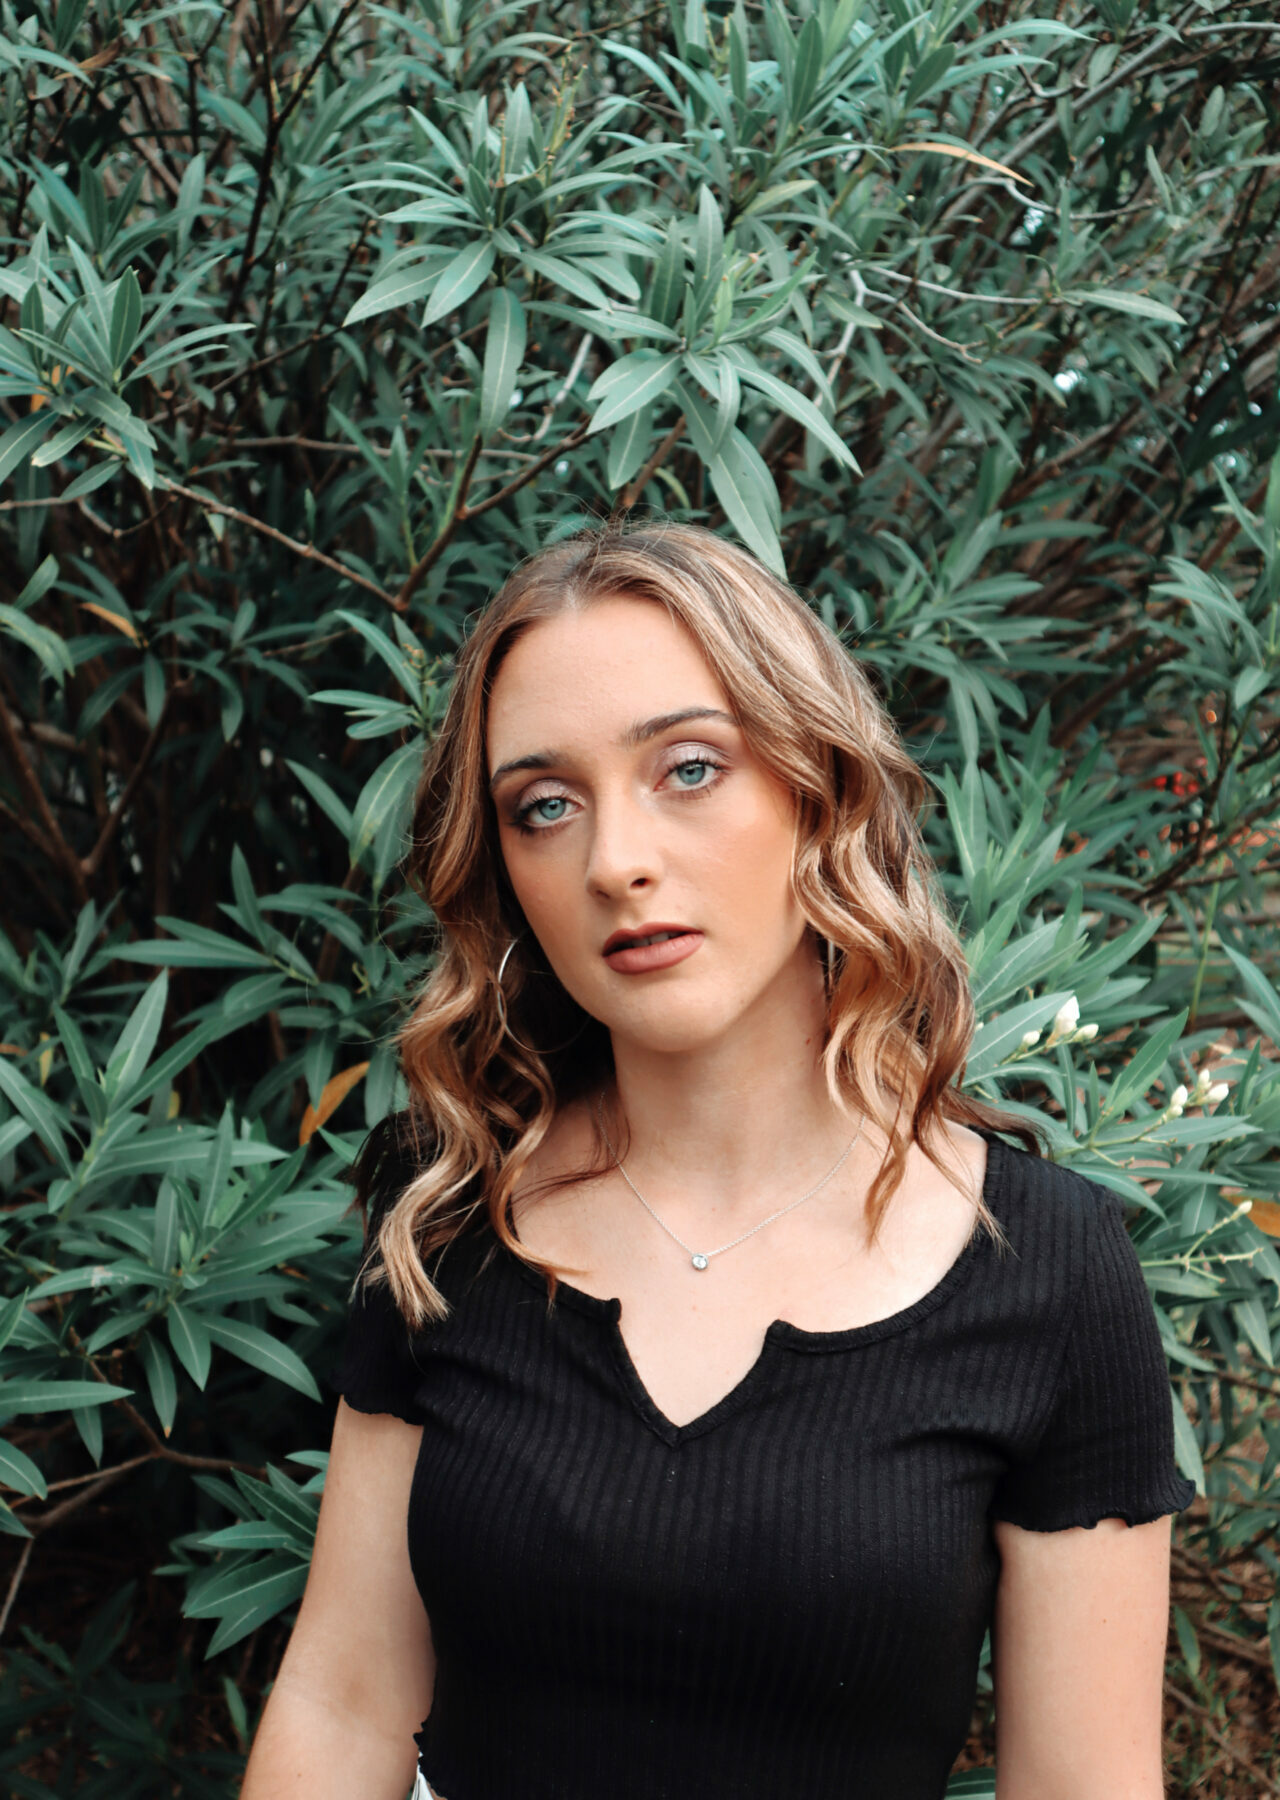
[330,1124,1196,1800]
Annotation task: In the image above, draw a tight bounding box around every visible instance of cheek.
[703,783,796,895]
[691,784,799,936]
[502,845,574,935]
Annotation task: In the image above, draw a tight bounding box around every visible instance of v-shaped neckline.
[500,1128,1008,1448]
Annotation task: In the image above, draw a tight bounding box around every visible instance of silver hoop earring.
[494,936,591,1057]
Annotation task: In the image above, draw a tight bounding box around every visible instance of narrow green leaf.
[0,1056,73,1174]
[342,258,444,327]
[586,352,682,435]
[1101,1009,1189,1119]
[0,1291,31,1356]
[109,268,142,373]
[168,1303,212,1391]
[153,1177,178,1275]
[1062,286,1185,326]
[138,1332,178,1435]
[479,287,527,441]
[229,846,266,946]
[200,1106,235,1229]
[408,106,468,180]
[203,1318,322,1402]
[332,610,419,700]
[520,249,612,312]
[198,1522,300,1552]
[0,1497,33,1539]
[693,185,724,294]
[103,969,169,1108]
[1171,1391,1205,1496]
[0,1380,134,1416]
[965,991,1077,1085]
[735,365,860,472]
[30,418,96,468]
[705,437,786,577]
[0,414,52,485]
[109,925,273,970]
[350,741,421,873]
[421,240,496,331]
[174,151,206,257]
[201,1561,309,1658]
[13,553,59,610]
[607,401,652,490]
[788,15,825,123]
[51,1003,105,1124]
[286,759,354,840]
[0,1438,48,1499]
[0,603,75,685]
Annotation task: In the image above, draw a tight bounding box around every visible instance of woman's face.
[485,595,819,1056]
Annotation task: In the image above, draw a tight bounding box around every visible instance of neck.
[598,953,882,1222]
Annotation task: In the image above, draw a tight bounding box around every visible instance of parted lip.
[602,923,698,956]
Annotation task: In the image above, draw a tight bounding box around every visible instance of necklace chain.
[595,1095,865,1272]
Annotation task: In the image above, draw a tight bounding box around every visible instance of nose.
[584,781,661,899]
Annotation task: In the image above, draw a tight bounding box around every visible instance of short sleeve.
[330,1166,429,1427]
[990,1183,1198,1532]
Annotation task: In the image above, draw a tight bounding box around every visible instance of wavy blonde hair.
[348,517,1046,1327]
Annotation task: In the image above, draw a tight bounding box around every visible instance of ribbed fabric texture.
[331,1124,1196,1800]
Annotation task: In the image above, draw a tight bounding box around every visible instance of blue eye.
[511,752,727,835]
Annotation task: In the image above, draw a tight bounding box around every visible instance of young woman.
[240,520,1195,1800]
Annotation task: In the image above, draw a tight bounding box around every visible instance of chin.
[609,1008,742,1055]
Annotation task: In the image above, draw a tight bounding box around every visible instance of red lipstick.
[602,926,704,975]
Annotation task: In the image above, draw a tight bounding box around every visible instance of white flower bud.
[1075,1022,1098,1042]
[1053,997,1080,1037]
[1171,1085,1188,1108]
[1020,1029,1041,1049]
[1207,1082,1229,1104]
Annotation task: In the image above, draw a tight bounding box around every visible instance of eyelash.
[508,751,728,836]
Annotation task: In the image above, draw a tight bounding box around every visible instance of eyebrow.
[488,706,739,793]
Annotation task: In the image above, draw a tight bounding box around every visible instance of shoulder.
[986,1130,1124,1237]
[974,1131,1138,1336]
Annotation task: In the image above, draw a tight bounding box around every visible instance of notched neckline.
[500,1129,1009,1445]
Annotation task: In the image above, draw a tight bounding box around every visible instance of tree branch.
[160,478,394,604]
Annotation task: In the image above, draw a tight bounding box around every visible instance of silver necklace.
[595,1095,865,1272]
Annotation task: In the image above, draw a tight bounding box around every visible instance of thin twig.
[0,695,88,903]
[0,1537,34,1642]
[81,690,171,879]
[874,267,1045,308]
[160,479,394,603]
[392,420,595,613]
[276,0,360,132]
[1164,1681,1280,1796]
[615,412,686,518]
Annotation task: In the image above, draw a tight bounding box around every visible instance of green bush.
[2,0,1280,1790]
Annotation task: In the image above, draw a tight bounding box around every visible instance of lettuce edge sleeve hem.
[330,1375,427,1427]
[990,1472,1197,1533]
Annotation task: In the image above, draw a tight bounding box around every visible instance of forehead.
[485,598,728,753]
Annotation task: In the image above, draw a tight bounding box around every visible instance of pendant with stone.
[691,1253,709,1270]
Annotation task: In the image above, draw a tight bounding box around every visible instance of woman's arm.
[239,1399,436,1798]
[990,1512,1174,1800]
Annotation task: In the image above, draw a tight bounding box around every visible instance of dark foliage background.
[2,0,1280,1791]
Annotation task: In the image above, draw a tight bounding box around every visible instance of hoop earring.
[494,936,591,1056]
